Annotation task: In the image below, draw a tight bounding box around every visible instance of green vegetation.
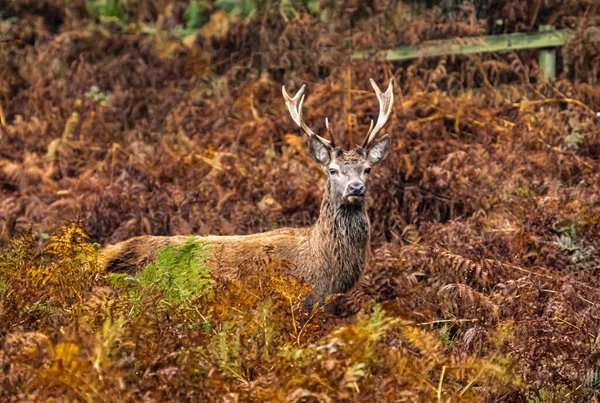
[215,0,319,19]
[172,0,211,37]
[185,0,210,29]
[86,0,128,21]
[84,85,111,103]
[107,238,214,314]
[215,0,258,18]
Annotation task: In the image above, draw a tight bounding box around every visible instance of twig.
[194,307,217,335]
[437,365,446,401]
[350,89,374,96]
[458,367,485,396]
[504,262,554,280]
[528,0,541,30]
[512,97,597,116]
[551,316,580,331]
[225,365,248,384]
[415,111,487,128]
[535,134,594,170]
[417,318,478,326]
[0,102,5,126]
[278,4,289,23]
[289,296,298,340]
[551,316,594,338]
[577,294,600,309]
[296,294,341,345]
[564,384,582,398]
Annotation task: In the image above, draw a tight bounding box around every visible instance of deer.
[101,77,394,312]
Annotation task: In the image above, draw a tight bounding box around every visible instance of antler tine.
[361,78,394,149]
[282,85,332,148]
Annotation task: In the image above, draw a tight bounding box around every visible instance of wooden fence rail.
[352,26,600,80]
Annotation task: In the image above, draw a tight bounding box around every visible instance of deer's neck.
[311,192,370,296]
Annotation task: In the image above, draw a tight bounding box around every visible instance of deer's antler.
[361,78,394,149]
[282,85,336,149]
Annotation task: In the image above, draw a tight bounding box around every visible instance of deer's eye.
[364,167,372,175]
[329,168,338,175]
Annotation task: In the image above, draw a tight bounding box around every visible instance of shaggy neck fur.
[308,180,370,305]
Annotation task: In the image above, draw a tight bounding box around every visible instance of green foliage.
[107,238,213,316]
[554,221,597,264]
[139,238,214,305]
[172,0,211,38]
[564,131,583,150]
[85,85,111,103]
[564,116,585,150]
[555,227,578,252]
[210,321,244,379]
[214,0,319,19]
[214,0,253,18]
[526,388,550,403]
[593,363,600,389]
[437,324,455,349]
[513,183,531,198]
[184,0,210,30]
[201,73,229,98]
[305,0,319,14]
[86,0,128,20]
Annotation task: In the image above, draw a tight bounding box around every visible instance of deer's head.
[283,78,394,207]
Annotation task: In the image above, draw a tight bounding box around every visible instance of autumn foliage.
[1,0,600,401]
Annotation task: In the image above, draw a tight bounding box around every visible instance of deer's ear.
[308,136,331,165]
[367,134,391,164]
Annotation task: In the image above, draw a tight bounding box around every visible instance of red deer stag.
[102,78,394,310]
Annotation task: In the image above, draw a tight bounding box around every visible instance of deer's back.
[102,227,315,281]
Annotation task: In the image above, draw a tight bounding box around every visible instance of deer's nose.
[348,181,365,196]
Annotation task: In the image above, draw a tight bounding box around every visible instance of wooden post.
[538,25,557,80]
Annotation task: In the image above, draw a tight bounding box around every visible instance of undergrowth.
[1,221,528,401]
